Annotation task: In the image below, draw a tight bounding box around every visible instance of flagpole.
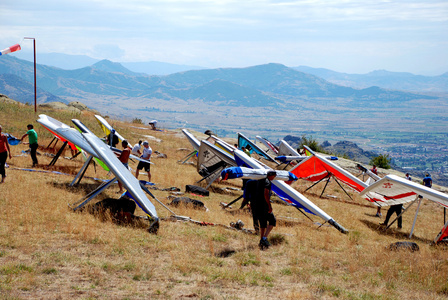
[24,37,36,113]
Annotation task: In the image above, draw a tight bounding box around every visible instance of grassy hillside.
[0,98,447,299]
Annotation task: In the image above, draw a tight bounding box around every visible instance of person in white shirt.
[131,140,142,156]
[135,141,152,182]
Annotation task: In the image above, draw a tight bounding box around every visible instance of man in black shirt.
[255,170,277,249]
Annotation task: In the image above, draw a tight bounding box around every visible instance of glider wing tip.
[148,218,160,234]
[328,219,349,234]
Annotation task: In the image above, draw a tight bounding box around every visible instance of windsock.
[0,44,21,56]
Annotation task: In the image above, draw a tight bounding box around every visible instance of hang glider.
[221,166,297,182]
[37,114,97,157]
[360,174,448,242]
[360,174,448,208]
[179,129,201,164]
[238,132,279,165]
[356,163,381,183]
[95,115,125,145]
[275,140,337,164]
[197,140,237,188]
[182,129,201,152]
[255,136,279,155]
[233,149,348,234]
[290,145,367,196]
[275,140,306,164]
[72,119,159,221]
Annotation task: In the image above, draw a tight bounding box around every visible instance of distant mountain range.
[0,56,439,107]
[15,52,205,75]
[294,66,448,94]
[12,52,448,93]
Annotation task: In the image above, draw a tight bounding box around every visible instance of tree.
[370,154,391,169]
[299,134,322,152]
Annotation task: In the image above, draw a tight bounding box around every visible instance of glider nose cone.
[328,219,349,234]
[148,218,160,234]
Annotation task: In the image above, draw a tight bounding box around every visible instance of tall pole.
[24,37,36,112]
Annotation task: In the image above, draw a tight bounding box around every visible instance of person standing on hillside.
[256,170,277,250]
[131,140,142,156]
[423,173,432,188]
[380,173,410,229]
[117,140,131,193]
[135,141,152,182]
[20,124,38,167]
[0,125,12,183]
[240,179,261,234]
[370,165,382,217]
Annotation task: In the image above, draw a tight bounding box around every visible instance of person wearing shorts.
[0,125,12,183]
[136,141,152,182]
[251,170,277,249]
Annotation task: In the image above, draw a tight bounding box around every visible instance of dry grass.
[1,100,448,299]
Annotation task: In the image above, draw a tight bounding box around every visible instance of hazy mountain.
[0,56,437,105]
[14,52,100,70]
[294,66,448,93]
[121,61,206,75]
[15,52,205,75]
[0,74,67,104]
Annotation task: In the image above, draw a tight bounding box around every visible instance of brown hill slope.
[0,97,447,299]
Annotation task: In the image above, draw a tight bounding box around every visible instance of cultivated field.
[0,100,447,299]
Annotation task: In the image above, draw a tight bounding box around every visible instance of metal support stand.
[304,173,330,193]
[70,155,93,187]
[69,177,117,211]
[139,182,178,216]
[332,176,353,201]
[48,141,68,166]
[223,195,243,208]
[46,137,57,149]
[409,197,423,238]
[179,150,197,164]
[384,197,419,230]
[319,176,332,198]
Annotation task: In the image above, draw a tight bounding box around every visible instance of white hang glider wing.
[255,136,279,155]
[360,174,448,208]
[95,115,126,143]
[238,132,279,165]
[360,174,448,242]
[37,114,98,157]
[233,149,348,234]
[197,140,237,180]
[221,166,298,182]
[182,129,201,152]
[72,119,159,220]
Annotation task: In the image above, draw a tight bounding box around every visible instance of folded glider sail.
[360,174,448,208]
[198,140,236,181]
[221,166,298,182]
[360,174,448,242]
[238,132,279,165]
[233,149,348,234]
[182,129,201,152]
[95,115,125,144]
[37,115,97,156]
[255,136,279,155]
[72,119,158,219]
[290,145,367,193]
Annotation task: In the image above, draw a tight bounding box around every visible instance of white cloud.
[0,0,447,74]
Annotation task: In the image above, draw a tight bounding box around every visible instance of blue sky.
[1,0,447,75]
